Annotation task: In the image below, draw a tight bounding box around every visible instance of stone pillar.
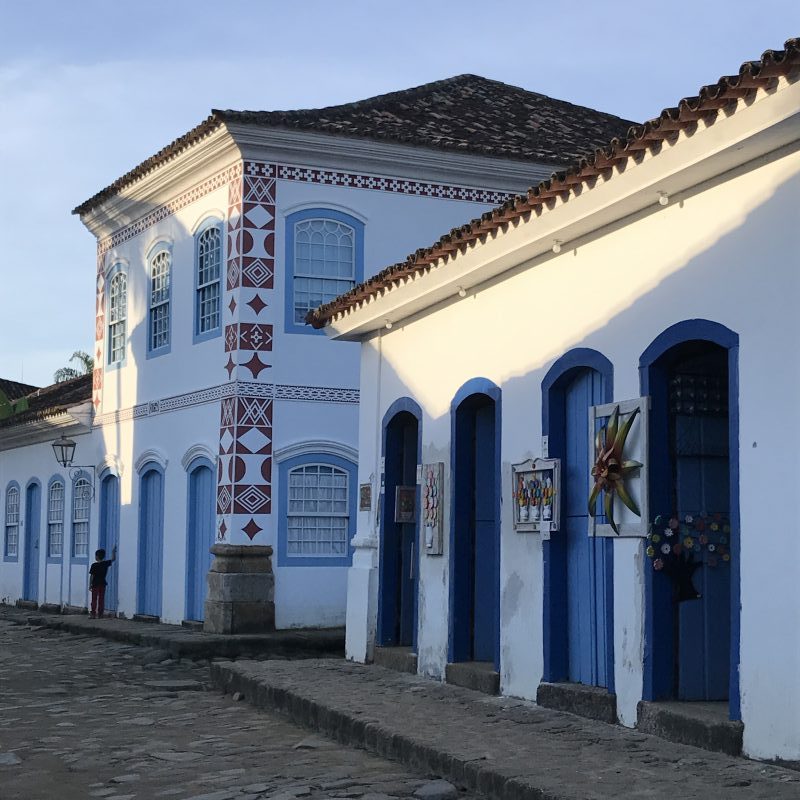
[345,534,378,662]
[204,544,275,634]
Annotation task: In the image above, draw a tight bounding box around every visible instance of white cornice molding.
[79,127,242,238]
[181,443,217,471]
[0,413,91,452]
[274,439,358,464]
[97,453,123,479]
[328,79,800,340]
[231,124,554,192]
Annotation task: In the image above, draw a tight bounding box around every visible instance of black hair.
[95,549,106,559]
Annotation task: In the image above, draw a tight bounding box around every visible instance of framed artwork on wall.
[511,457,561,537]
[394,485,416,523]
[420,462,444,555]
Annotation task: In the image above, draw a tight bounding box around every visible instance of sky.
[1,0,798,387]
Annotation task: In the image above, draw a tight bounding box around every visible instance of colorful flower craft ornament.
[588,405,642,534]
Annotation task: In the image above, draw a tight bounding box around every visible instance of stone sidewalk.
[211,659,800,800]
[0,604,343,660]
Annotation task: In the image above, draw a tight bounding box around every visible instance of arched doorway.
[449,379,500,668]
[186,458,215,622]
[137,464,164,618]
[23,480,41,603]
[378,400,421,648]
[98,472,120,614]
[641,320,739,714]
[542,350,614,689]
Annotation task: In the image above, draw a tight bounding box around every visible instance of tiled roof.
[0,378,39,402]
[0,374,92,430]
[73,75,635,216]
[308,38,800,330]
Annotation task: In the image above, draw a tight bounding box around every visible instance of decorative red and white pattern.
[93,249,105,410]
[216,164,277,543]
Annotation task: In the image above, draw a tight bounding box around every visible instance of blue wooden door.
[379,413,419,647]
[186,463,214,621]
[675,409,730,700]
[23,483,41,602]
[471,401,497,662]
[137,468,164,617]
[98,474,120,613]
[564,369,610,686]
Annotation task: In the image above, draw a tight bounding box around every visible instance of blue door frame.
[377,398,422,650]
[23,481,41,602]
[137,465,164,617]
[639,319,740,720]
[185,458,215,622]
[448,378,501,670]
[542,349,615,690]
[98,473,120,613]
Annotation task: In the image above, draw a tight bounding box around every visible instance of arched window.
[72,477,91,558]
[195,225,222,339]
[108,271,127,365]
[148,249,171,354]
[278,452,357,566]
[47,480,65,559]
[285,209,364,335]
[4,485,19,559]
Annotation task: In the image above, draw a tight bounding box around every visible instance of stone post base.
[345,534,378,663]
[204,544,275,634]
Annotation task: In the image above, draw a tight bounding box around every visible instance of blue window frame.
[46,477,65,561]
[194,222,223,343]
[107,265,127,367]
[4,482,20,561]
[71,472,91,561]
[147,247,171,357]
[284,208,364,335]
[278,452,357,566]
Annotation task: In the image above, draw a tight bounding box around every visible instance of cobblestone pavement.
[213,659,800,800]
[0,621,475,800]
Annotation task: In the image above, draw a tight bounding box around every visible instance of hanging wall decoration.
[645,513,732,601]
[511,458,561,537]
[588,397,649,537]
[420,462,444,555]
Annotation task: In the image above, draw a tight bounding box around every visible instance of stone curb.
[210,662,559,800]
[1,606,344,661]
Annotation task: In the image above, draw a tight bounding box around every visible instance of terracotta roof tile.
[308,38,800,330]
[73,75,634,216]
[0,374,92,430]
[0,378,39,403]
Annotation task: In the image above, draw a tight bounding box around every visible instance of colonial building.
[312,39,800,762]
[1,77,632,630]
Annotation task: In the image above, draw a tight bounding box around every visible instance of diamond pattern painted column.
[217,161,276,544]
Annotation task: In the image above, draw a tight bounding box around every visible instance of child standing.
[89,546,117,619]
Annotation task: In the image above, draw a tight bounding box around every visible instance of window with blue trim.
[195,225,222,338]
[149,249,171,353]
[47,481,65,558]
[279,452,356,566]
[108,271,127,364]
[5,486,19,558]
[285,209,364,334]
[72,478,91,558]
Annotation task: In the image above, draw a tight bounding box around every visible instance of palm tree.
[53,350,94,383]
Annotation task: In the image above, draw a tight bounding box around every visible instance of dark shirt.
[89,559,114,589]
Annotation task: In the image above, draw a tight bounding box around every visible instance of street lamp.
[51,435,95,500]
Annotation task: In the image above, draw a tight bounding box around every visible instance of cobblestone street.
[0,620,472,800]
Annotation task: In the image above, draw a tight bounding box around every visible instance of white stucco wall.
[349,146,800,760]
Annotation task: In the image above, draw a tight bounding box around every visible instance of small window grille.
[293,219,355,323]
[287,464,349,556]
[5,487,19,558]
[72,479,90,558]
[197,227,221,334]
[48,482,65,558]
[149,250,171,351]
[108,272,127,364]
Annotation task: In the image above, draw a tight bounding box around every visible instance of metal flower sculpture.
[588,405,642,534]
